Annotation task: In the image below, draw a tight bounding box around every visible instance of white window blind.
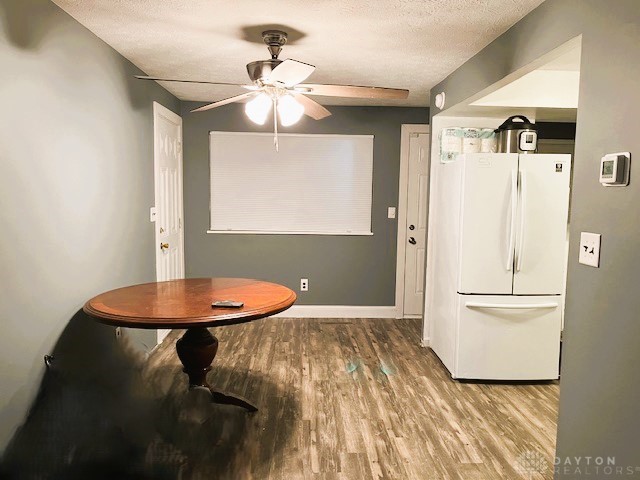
[209,132,374,235]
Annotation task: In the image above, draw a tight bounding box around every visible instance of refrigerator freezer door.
[455,295,561,380]
[513,154,571,295]
[458,154,518,294]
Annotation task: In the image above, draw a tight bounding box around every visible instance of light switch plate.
[150,207,157,222]
[388,207,396,219]
[579,232,601,267]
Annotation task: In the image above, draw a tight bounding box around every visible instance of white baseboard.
[273,305,398,319]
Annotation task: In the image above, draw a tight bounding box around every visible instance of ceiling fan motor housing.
[246,60,283,84]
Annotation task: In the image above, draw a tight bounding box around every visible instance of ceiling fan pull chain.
[273,97,279,152]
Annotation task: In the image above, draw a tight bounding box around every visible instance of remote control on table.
[211,300,244,308]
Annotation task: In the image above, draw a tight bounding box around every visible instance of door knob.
[409,225,415,231]
[160,242,169,250]
[408,237,416,245]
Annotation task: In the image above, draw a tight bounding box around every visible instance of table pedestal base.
[175,327,257,412]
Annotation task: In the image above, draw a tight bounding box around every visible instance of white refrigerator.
[428,153,571,380]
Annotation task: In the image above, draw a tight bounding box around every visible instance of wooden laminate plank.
[142,318,558,480]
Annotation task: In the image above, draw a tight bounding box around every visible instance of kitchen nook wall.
[0,0,179,453]
[181,103,427,306]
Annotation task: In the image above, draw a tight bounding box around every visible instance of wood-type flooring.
[144,318,559,480]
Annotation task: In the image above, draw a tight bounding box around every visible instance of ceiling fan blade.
[296,83,409,100]
[134,75,257,90]
[190,92,258,113]
[292,93,332,120]
[268,59,316,87]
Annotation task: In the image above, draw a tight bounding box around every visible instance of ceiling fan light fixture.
[277,94,304,127]
[244,93,272,125]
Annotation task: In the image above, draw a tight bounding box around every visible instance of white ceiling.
[471,47,581,108]
[52,0,545,107]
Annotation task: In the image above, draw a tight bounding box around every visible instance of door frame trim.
[395,124,430,319]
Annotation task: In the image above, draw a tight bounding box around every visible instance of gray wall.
[0,0,179,452]
[430,0,640,474]
[181,102,427,305]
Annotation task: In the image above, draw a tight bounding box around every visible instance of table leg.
[175,327,257,412]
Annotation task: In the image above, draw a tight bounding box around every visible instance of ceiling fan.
[136,30,409,149]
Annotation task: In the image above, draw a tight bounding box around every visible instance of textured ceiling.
[52,0,545,107]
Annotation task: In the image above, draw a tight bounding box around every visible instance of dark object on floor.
[0,311,296,480]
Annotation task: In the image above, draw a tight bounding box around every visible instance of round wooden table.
[83,278,296,412]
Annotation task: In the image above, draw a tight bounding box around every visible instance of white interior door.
[513,154,571,295]
[458,154,518,294]
[403,133,430,315]
[153,102,184,343]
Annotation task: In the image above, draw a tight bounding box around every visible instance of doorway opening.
[423,35,582,469]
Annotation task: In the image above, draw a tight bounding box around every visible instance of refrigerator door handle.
[465,302,558,309]
[506,170,518,271]
[515,170,527,272]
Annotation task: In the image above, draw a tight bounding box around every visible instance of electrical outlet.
[579,232,601,267]
[300,278,309,291]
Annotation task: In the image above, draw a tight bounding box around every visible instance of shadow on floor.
[0,312,297,480]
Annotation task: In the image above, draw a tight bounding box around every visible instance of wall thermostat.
[600,152,630,186]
